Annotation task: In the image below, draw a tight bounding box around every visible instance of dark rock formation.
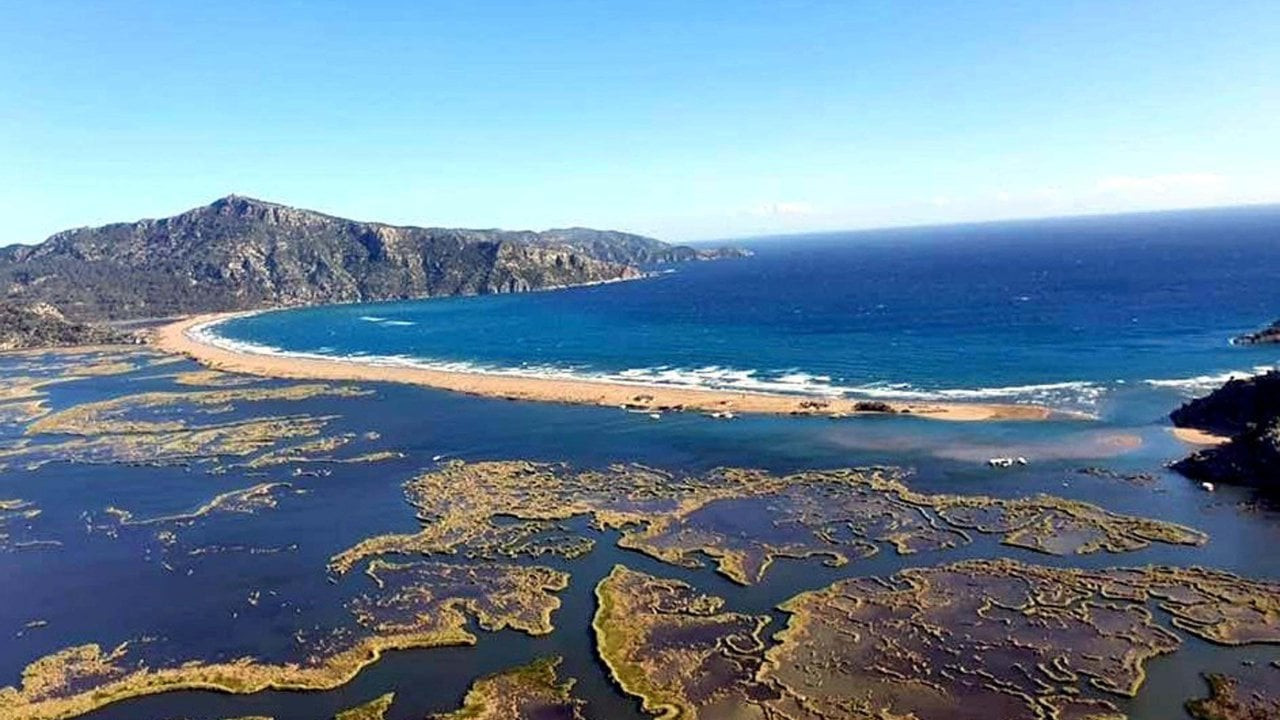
[1172,420,1280,488]
[1232,319,1280,345]
[1170,371,1280,437]
[0,302,137,350]
[853,400,896,413]
[0,196,745,321]
[1170,371,1280,489]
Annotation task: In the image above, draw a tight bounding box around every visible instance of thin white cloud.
[1094,172,1227,195]
[978,172,1239,219]
[666,171,1279,242]
[747,201,815,217]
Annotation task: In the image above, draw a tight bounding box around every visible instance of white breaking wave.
[842,379,1106,406]
[187,317,1110,409]
[1143,365,1277,395]
[617,368,1105,408]
[355,315,417,327]
[613,366,848,397]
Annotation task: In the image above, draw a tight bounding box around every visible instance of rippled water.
[211,205,1280,413]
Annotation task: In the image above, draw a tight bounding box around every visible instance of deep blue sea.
[211,205,1280,413]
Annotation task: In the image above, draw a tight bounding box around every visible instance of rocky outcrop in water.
[0,302,137,350]
[1172,421,1280,488]
[1170,371,1280,438]
[0,196,743,321]
[1170,371,1280,489]
[1232,319,1280,345]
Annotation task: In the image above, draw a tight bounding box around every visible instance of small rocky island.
[1170,371,1280,490]
[1232,319,1280,345]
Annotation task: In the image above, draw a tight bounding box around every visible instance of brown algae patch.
[0,384,373,471]
[1187,666,1280,720]
[171,370,261,387]
[0,346,159,423]
[0,347,157,377]
[0,498,49,551]
[0,348,167,424]
[594,560,1280,720]
[355,560,567,641]
[0,561,568,720]
[100,482,298,529]
[593,566,773,720]
[26,384,368,436]
[0,416,338,471]
[237,434,404,470]
[0,377,58,424]
[331,461,1206,584]
[335,692,394,720]
[430,657,586,719]
[90,483,303,559]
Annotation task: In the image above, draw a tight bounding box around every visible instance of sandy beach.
[151,313,1073,422]
[1169,427,1232,446]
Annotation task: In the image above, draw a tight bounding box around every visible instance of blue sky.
[2,1,1277,242]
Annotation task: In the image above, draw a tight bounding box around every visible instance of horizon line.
[7,196,1279,250]
[691,200,1280,245]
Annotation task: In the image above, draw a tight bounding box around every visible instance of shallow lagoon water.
[0,348,1277,719]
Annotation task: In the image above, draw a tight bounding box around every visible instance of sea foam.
[191,316,1109,410]
[1143,365,1277,395]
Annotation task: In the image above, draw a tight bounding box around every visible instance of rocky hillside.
[0,196,740,321]
[1170,371,1280,489]
[530,228,750,264]
[0,302,136,350]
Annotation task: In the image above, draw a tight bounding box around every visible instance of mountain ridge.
[0,196,747,322]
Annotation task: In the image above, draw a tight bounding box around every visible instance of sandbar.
[152,313,1072,422]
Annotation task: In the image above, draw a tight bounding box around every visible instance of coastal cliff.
[0,196,742,322]
[1170,371,1280,489]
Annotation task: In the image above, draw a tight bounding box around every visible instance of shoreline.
[1170,427,1232,446]
[151,312,1074,422]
